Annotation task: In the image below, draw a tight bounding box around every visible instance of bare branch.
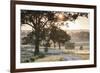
[41,20,48,29]
[26,23,35,28]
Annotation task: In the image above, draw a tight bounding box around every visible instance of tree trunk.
[54,42,56,48]
[34,32,40,56]
[44,47,48,53]
[58,42,61,49]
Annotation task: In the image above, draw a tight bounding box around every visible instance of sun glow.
[58,14,64,19]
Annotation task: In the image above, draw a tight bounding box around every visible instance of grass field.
[21,45,89,63]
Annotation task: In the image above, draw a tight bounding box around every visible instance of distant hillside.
[67,30,89,42]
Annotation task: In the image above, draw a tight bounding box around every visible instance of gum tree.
[21,10,55,55]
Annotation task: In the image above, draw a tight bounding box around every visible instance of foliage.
[21,10,55,55]
[49,25,71,49]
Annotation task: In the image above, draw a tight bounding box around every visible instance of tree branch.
[41,20,48,28]
[26,23,35,28]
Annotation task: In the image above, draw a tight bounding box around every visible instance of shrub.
[30,57,35,62]
[24,60,29,63]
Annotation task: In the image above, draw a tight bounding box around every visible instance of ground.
[21,45,89,63]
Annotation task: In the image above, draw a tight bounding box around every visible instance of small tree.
[49,25,58,48]
[49,25,71,49]
[54,29,71,49]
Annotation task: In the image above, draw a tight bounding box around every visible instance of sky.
[60,16,89,31]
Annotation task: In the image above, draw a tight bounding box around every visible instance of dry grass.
[65,53,89,60]
[35,49,89,62]
[62,49,89,60]
[74,53,89,60]
[35,55,63,62]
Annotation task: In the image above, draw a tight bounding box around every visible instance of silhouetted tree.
[21,10,55,55]
[50,25,71,49]
[55,29,71,49]
[49,25,58,48]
